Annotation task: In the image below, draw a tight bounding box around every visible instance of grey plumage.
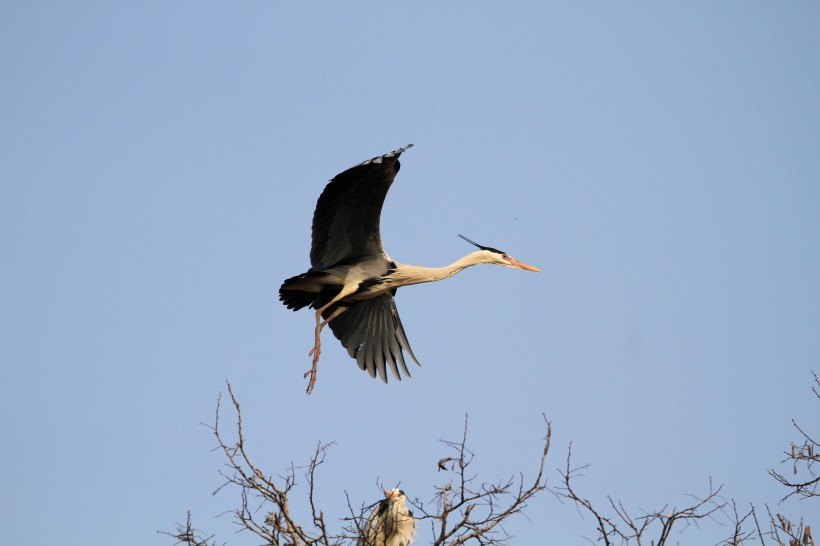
[310,145,412,270]
[279,145,541,394]
[358,489,415,546]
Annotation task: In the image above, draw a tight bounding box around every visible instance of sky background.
[2,3,819,545]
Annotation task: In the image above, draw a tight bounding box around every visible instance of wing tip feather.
[359,144,414,167]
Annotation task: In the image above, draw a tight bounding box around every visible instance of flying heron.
[357,488,415,546]
[279,145,540,394]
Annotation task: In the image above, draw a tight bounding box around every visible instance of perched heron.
[357,488,416,546]
[279,145,540,394]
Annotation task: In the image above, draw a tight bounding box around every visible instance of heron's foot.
[303,366,318,395]
[304,343,322,395]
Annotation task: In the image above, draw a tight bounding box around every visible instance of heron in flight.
[357,488,415,546]
[279,145,540,394]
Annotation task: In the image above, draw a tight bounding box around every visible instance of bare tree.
[553,372,819,546]
[405,415,550,546]
[164,372,819,546]
[555,442,727,546]
[768,372,820,502]
[555,449,814,546]
[161,383,551,546]
[160,511,219,546]
[761,507,815,546]
[751,371,820,546]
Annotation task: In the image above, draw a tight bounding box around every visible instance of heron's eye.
[502,254,509,260]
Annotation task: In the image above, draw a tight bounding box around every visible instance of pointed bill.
[507,256,541,272]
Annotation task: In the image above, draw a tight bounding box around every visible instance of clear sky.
[2,3,819,545]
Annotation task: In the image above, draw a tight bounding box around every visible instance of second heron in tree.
[279,145,540,394]
[357,489,415,546]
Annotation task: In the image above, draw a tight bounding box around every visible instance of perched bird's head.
[385,488,406,500]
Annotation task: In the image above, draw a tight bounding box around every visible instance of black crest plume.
[458,234,505,255]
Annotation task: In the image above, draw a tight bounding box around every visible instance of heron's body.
[279,145,540,394]
[357,489,415,546]
[283,252,506,306]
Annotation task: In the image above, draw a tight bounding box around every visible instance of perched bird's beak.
[507,256,541,272]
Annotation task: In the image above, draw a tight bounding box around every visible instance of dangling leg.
[303,284,356,395]
[304,306,346,394]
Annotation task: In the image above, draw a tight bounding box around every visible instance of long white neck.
[391,252,490,287]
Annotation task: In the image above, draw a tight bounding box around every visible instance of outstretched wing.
[310,145,413,270]
[326,293,420,383]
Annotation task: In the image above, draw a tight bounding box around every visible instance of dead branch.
[716,501,760,546]
[759,506,815,546]
[205,382,340,545]
[165,387,552,546]
[158,511,219,546]
[555,444,727,546]
[406,414,552,546]
[768,373,820,502]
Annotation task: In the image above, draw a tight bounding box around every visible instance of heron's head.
[458,234,541,272]
[384,488,406,501]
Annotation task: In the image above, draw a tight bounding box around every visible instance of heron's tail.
[279,270,327,311]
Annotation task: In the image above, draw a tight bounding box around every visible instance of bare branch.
[157,511,219,546]
[556,446,727,546]
[409,414,551,546]
[165,388,552,546]
[715,501,759,546]
[768,373,820,503]
[757,505,816,546]
[207,382,339,546]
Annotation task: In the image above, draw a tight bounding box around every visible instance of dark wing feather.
[310,145,413,270]
[325,293,419,382]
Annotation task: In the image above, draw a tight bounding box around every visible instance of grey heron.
[279,145,540,394]
[357,488,415,546]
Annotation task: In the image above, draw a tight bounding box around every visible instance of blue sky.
[2,3,819,545]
